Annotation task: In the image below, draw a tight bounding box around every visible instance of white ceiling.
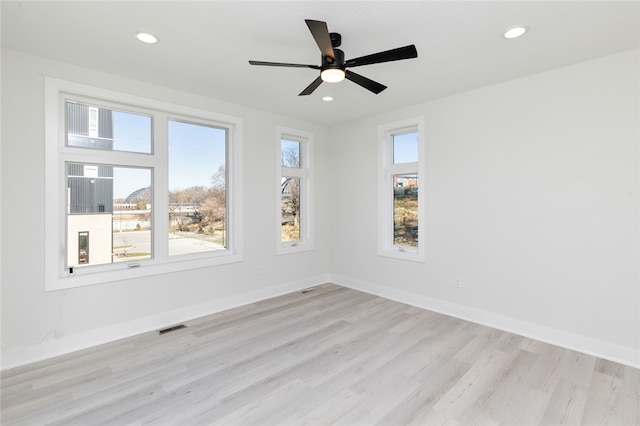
[2,1,639,126]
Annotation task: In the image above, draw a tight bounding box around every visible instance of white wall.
[329,49,640,367]
[0,48,331,369]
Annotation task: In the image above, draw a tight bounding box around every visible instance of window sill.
[378,247,424,263]
[46,252,243,291]
[276,242,315,256]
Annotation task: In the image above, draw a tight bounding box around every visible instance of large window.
[45,78,243,290]
[276,126,314,254]
[168,120,227,256]
[378,118,425,261]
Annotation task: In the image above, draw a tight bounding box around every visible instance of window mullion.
[389,162,418,175]
[281,166,303,177]
[60,150,158,169]
[153,113,169,262]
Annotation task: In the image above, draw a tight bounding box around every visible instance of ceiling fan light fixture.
[321,68,345,83]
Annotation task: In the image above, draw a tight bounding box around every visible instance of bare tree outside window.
[168,120,227,255]
[281,141,300,168]
[281,141,301,242]
[168,166,226,243]
[281,177,301,241]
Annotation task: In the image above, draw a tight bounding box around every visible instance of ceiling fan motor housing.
[323,48,345,71]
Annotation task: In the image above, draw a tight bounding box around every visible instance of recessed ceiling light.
[136,33,158,44]
[322,96,334,102]
[503,26,528,39]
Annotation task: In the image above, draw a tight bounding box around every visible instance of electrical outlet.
[259,265,265,275]
[454,277,462,288]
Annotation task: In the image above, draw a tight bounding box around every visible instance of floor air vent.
[158,324,186,335]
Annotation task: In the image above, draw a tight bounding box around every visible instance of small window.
[88,107,99,137]
[276,127,314,254]
[281,139,301,168]
[379,118,425,261]
[393,174,419,247]
[393,132,418,164]
[78,232,89,264]
[281,176,301,242]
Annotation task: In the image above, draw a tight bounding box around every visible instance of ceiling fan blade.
[345,70,387,94]
[299,76,323,96]
[345,45,418,68]
[249,60,320,69]
[305,19,335,61]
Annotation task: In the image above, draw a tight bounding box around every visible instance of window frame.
[378,117,425,262]
[45,77,243,291]
[276,126,314,255]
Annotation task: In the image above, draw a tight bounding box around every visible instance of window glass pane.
[281,177,301,242]
[393,175,418,247]
[392,131,418,164]
[281,139,301,168]
[78,232,89,264]
[66,101,151,153]
[168,120,227,256]
[67,163,152,268]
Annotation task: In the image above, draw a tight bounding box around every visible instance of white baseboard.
[330,273,640,369]
[1,274,329,371]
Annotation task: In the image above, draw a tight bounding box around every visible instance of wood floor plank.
[1,284,638,425]
[292,387,365,425]
[582,371,639,425]
[539,379,589,425]
[432,347,517,419]
[458,349,541,424]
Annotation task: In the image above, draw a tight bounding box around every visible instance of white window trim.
[378,117,425,262]
[276,126,314,255]
[44,77,243,291]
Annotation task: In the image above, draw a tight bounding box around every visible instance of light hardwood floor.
[1,284,638,425]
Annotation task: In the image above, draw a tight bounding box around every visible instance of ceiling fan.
[249,19,418,96]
